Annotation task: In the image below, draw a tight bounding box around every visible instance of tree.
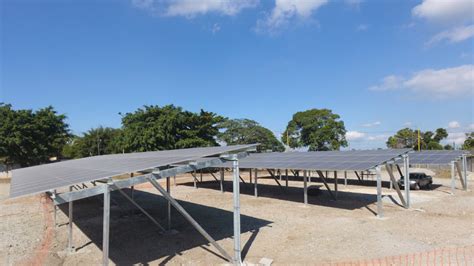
[120,105,224,152]
[281,109,347,151]
[0,103,71,167]
[386,128,448,150]
[75,127,123,157]
[218,119,284,152]
[462,132,474,150]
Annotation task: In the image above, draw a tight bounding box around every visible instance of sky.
[1,0,473,149]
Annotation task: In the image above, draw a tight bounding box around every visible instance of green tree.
[75,127,123,157]
[281,109,347,151]
[0,103,71,167]
[120,105,224,152]
[218,119,284,152]
[386,128,448,149]
[462,132,474,150]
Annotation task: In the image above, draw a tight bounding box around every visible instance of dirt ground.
[0,169,473,265]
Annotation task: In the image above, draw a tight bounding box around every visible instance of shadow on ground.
[181,175,381,211]
[58,189,271,264]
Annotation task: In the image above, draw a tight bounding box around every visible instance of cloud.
[427,24,474,46]
[404,122,413,127]
[412,0,473,24]
[368,75,404,91]
[345,0,363,9]
[132,0,259,17]
[362,121,381,127]
[448,121,461,129]
[369,65,474,99]
[356,24,369,32]
[367,134,390,141]
[445,132,467,145]
[346,131,366,141]
[211,23,221,34]
[255,0,328,33]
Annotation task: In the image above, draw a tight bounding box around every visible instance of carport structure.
[209,149,412,218]
[9,144,257,265]
[405,150,469,194]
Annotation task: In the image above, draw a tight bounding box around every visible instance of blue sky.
[1,0,473,149]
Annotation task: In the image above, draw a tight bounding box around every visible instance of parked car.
[398,172,433,190]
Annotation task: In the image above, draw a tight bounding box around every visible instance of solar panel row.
[10,144,257,199]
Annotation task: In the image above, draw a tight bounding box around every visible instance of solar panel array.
[10,144,256,199]
[405,150,467,165]
[219,149,411,171]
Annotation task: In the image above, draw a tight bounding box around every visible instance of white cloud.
[255,0,328,33]
[345,0,363,9]
[404,122,413,127]
[362,121,381,127]
[369,65,474,99]
[211,23,221,34]
[427,24,474,46]
[448,121,461,129]
[445,132,467,146]
[367,134,390,141]
[412,0,473,24]
[368,75,404,91]
[132,0,259,17]
[356,24,369,32]
[346,131,366,141]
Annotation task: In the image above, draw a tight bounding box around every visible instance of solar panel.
[406,150,467,165]
[218,149,411,171]
[9,144,256,199]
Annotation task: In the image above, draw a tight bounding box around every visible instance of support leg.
[386,163,407,208]
[451,161,455,194]
[254,169,258,197]
[403,155,410,208]
[285,169,288,188]
[303,170,308,205]
[232,159,242,264]
[193,171,197,189]
[279,169,282,181]
[249,168,252,184]
[68,186,74,253]
[220,168,224,193]
[316,171,337,200]
[103,182,111,266]
[167,176,171,230]
[344,171,347,186]
[334,171,338,199]
[376,166,384,218]
[462,154,468,190]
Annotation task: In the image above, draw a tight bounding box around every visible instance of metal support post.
[303,170,308,205]
[376,166,383,218]
[279,169,282,181]
[193,170,197,189]
[68,186,74,253]
[200,170,203,183]
[451,161,456,194]
[334,171,338,199]
[285,169,288,188]
[462,154,468,190]
[103,181,111,266]
[344,171,347,186]
[386,163,406,208]
[220,168,225,193]
[232,157,242,264]
[249,168,252,184]
[167,176,171,230]
[254,169,258,197]
[403,154,410,208]
[308,170,311,183]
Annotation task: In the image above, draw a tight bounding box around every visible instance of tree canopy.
[120,105,224,152]
[218,119,284,152]
[386,128,448,150]
[0,103,71,167]
[62,127,123,159]
[462,132,474,150]
[281,108,347,151]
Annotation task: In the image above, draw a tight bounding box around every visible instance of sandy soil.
[0,170,472,265]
